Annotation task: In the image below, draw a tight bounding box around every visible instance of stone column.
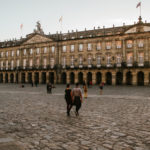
[25,72,28,83]
[75,72,78,83]
[83,71,87,83]
[92,72,96,85]
[112,71,116,85]
[102,71,105,83]
[8,73,10,83]
[46,72,49,84]
[144,71,149,86]
[14,72,16,83]
[39,72,42,84]
[122,39,126,62]
[55,72,58,84]
[132,71,137,85]
[66,72,70,84]
[3,73,5,83]
[123,71,126,85]
[18,72,21,83]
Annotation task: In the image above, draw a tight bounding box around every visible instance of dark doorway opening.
[106,72,112,85]
[70,72,75,84]
[116,72,123,85]
[126,71,132,85]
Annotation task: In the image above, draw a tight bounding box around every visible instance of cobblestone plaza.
[0,84,150,150]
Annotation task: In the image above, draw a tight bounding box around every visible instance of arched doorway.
[0,73,3,83]
[5,73,8,83]
[49,72,54,84]
[21,73,25,83]
[87,72,92,84]
[96,72,102,84]
[126,71,132,85]
[16,73,18,83]
[70,72,75,84]
[78,72,83,84]
[42,72,46,84]
[116,72,123,85]
[34,72,39,84]
[10,73,14,83]
[28,73,32,83]
[106,72,112,85]
[61,72,66,84]
[137,71,144,86]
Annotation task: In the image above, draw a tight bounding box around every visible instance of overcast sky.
[0,0,149,41]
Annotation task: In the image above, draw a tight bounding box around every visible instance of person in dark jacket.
[65,84,72,116]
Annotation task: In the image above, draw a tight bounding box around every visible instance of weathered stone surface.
[0,84,150,150]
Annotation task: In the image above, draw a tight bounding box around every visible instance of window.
[29,59,33,67]
[106,42,111,50]
[138,53,144,66]
[36,48,40,54]
[97,43,101,50]
[11,51,14,57]
[11,60,14,69]
[79,44,83,51]
[70,56,74,66]
[97,56,101,65]
[30,49,33,55]
[88,55,92,65]
[62,46,66,52]
[127,40,133,48]
[62,57,66,67]
[138,40,144,48]
[116,41,122,49]
[127,53,133,66]
[79,56,83,65]
[24,49,26,55]
[1,61,3,69]
[6,51,8,57]
[43,58,47,68]
[50,58,54,68]
[17,59,20,67]
[1,52,3,57]
[23,59,26,67]
[116,54,121,67]
[6,60,8,69]
[44,47,47,53]
[106,55,111,66]
[36,58,39,66]
[87,43,92,51]
[51,46,55,53]
[17,50,20,56]
[70,45,75,52]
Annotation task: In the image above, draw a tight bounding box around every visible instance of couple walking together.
[65,83,82,116]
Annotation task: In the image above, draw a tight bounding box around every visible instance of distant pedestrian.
[99,82,104,95]
[64,84,73,116]
[83,84,88,99]
[47,83,52,94]
[72,83,82,116]
[31,81,33,87]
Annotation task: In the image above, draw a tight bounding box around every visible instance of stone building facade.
[0,17,150,85]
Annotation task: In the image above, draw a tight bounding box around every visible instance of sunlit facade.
[0,17,150,85]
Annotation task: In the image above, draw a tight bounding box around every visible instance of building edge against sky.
[0,16,150,85]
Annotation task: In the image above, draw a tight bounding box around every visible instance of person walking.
[83,84,88,99]
[99,82,104,95]
[64,84,72,116]
[72,83,82,116]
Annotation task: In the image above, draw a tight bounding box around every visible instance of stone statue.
[34,21,44,34]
